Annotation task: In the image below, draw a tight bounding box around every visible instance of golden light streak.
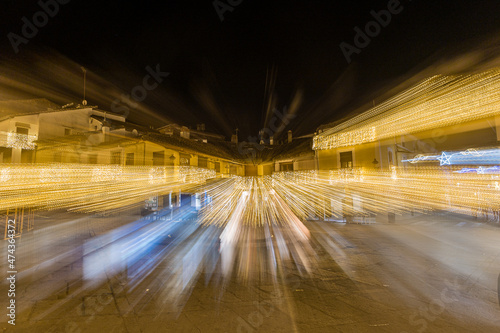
[195,167,499,229]
[0,164,215,212]
[313,69,500,150]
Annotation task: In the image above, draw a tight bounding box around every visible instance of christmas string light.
[314,69,500,150]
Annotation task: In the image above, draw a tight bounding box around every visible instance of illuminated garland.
[314,69,500,150]
[2,132,38,150]
[402,148,500,165]
[0,164,215,212]
[195,167,500,227]
[0,163,498,221]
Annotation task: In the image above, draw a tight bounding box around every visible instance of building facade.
[313,69,500,171]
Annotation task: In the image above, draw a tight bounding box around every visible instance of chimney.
[180,126,190,139]
[102,113,110,142]
[259,130,264,144]
[231,128,239,144]
[287,130,292,143]
[102,123,110,142]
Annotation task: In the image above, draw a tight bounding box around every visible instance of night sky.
[1,0,499,140]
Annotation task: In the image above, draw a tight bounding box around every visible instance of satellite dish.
[82,99,87,106]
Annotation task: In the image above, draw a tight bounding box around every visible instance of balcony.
[0,131,38,150]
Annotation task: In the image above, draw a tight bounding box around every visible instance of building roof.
[0,98,61,120]
[90,115,150,133]
[143,133,314,164]
[267,138,314,161]
[219,137,314,164]
[3,99,314,165]
[157,123,226,141]
[0,99,128,123]
[143,133,238,162]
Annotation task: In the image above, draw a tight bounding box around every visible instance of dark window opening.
[153,151,164,166]
[126,153,134,166]
[340,151,353,168]
[16,127,29,135]
[198,156,208,168]
[179,153,190,166]
[111,151,121,165]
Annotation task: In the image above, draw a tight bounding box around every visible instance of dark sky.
[1,0,500,140]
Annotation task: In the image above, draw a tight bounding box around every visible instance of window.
[111,151,121,165]
[229,164,237,175]
[198,156,208,168]
[64,128,71,136]
[16,127,29,135]
[179,153,190,166]
[126,153,134,166]
[153,151,164,166]
[280,163,293,171]
[340,151,353,168]
[215,162,220,173]
[0,149,12,163]
[388,148,394,166]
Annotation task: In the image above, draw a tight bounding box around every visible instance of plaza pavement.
[1,210,500,332]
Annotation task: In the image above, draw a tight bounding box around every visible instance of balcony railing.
[0,131,37,150]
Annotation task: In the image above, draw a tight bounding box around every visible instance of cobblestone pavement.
[1,211,500,332]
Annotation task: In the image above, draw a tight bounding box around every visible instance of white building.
[0,99,126,163]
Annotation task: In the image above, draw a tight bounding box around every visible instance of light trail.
[2,163,498,237]
[0,164,215,212]
[313,69,500,150]
[2,164,500,315]
[402,148,500,166]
